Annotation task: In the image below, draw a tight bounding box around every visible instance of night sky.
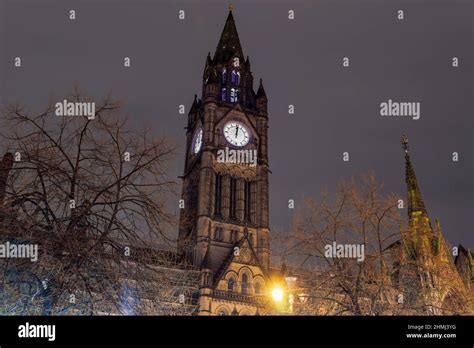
[1,0,472,249]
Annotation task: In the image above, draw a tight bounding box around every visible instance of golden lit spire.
[402,134,428,219]
[229,4,234,12]
[401,133,409,153]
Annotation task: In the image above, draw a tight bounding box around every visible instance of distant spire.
[402,134,428,219]
[401,133,409,153]
[214,9,244,64]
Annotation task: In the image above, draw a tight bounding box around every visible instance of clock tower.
[177,9,270,315]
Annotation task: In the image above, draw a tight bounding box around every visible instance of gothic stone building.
[177,9,271,316]
[175,9,474,316]
[280,138,474,315]
[389,137,473,314]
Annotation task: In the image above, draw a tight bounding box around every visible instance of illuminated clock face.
[192,128,203,154]
[223,122,249,147]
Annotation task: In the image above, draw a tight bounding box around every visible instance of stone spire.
[213,9,244,64]
[402,134,428,220]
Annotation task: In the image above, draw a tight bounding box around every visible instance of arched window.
[221,88,227,102]
[218,308,228,316]
[230,88,239,103]
[255,282,261,295]
[214,226,224,241]
[222,68,227,83]
[241,274,249,294]
[227,277,235,292]
[231,70,240,85]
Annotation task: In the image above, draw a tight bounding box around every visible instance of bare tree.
[0,89,194,314]
[274,173,474,315]
[274,173,405,315]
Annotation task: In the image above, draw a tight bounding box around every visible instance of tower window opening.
[228,278,235,292]
[230,88,239,103]
[231,70,240,85]
[215,226,224,241]
[221,88,227,102]
[222,68,227,83]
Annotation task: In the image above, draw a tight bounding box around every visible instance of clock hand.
[235,125,239,138]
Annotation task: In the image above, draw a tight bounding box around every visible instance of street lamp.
[284,276,297,313]
[271,286,284,302]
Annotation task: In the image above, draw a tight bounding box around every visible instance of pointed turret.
[401,134,428,220]
[256,78,268,115]
[231,305,239,316]
[245,56,251,72]
[203,52,214,80]
[214,9,244,64]
[189,94,199,114]
[256,79,267,100]
[205,52,212,67]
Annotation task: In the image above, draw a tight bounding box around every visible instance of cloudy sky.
[0,0,472,248]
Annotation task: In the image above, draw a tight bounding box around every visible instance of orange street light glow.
[272,287,284,302]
